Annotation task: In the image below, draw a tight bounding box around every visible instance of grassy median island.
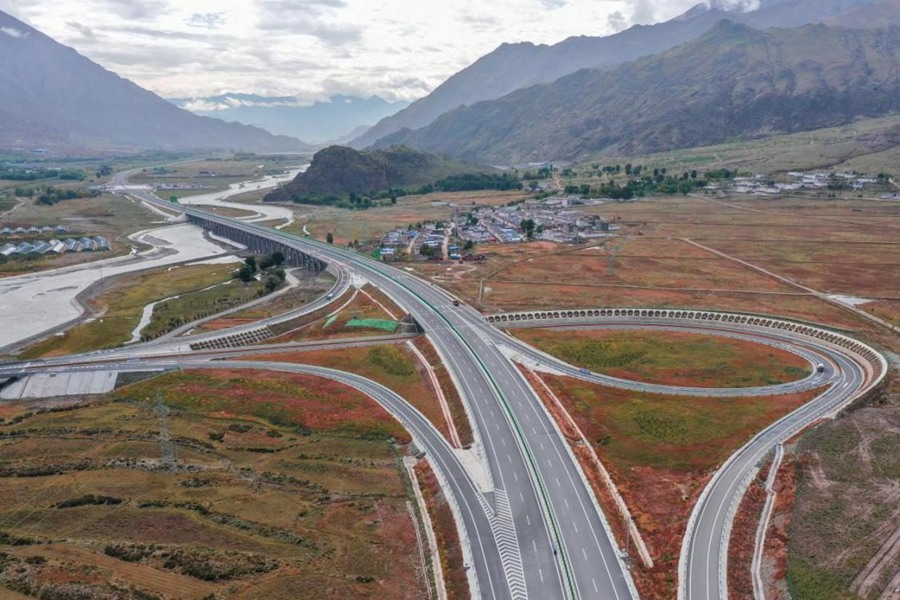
[515,327,810,387]
[19,263,263,358]
[530,369,822,598]
[0,369,428,599]
[245,344,465,447]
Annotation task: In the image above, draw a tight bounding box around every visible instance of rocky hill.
[351,0,883,149]
[0,11,309,153]
[374,22,900,164]
[265,145,496,204]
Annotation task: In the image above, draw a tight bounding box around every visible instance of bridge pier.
[188,214,326,273]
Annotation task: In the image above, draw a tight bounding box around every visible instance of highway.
[2,176,887,600]
[478,310,887,600]
[119,186,637,600]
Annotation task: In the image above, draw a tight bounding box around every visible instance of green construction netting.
[323,314,339,328]
[345,318,399,332]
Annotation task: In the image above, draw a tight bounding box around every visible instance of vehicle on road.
[580,368,590,375]
[452,299,460,306]
[817,362,825,373]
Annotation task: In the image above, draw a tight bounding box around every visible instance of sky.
[0,0,760,105]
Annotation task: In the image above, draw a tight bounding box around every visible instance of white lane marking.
[572,520,578,533]
[539,569,544,582]
[520,491,524,503]
[564,497,569,509]
[526,514,530,526]
[582,547,588,561]
[533,540,537,552]
[593,578,599,593]
[555,477,561,487]
[513,471,518,482]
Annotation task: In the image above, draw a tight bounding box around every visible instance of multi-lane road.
[2,179,888,600]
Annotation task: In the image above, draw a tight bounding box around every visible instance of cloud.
[606,11,627,32]
[186,12,225,29]
[631,0,657,25]
[540,0,567,8]
[66,21,94,38]
[102,0,169,20]
[1,25,25,37]
[707,0,760,11]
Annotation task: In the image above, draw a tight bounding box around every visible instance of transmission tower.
[154,392,178,469]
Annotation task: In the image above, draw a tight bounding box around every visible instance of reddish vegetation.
[762,453,796,600]
[413,337,475,446]
[415,460,470,600]
[244,346,443,444]
[174,368,408,441]
[727,473,769,599]
[533,372,821,599]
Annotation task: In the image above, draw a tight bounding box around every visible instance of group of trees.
[32,186,101,205]
[562,167,739,200]
[0,167,85,181]
[234,251,287,293]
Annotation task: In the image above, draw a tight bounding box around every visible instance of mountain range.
[0,11,309,154]
[373,21,899,164]
[351,0,894,149]
[169,94,409,144]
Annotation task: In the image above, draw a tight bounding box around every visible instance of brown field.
[514,327,811,388]
[0,369,429,599]
[244,344,461,447]
[400,194,899,355]
[532,371,821,599]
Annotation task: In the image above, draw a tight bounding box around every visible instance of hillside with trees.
[264,145,512,207]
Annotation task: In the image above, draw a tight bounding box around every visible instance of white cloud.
[11,0,717,101]
[1,25,25,37]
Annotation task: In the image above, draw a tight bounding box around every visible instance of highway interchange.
[0,179,889,600]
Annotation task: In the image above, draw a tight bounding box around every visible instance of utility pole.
[154,392,178,469]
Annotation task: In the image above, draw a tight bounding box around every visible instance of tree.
[244,256,257,274]
[326,232,334,244]
[236,265,255,282]
[271,251,285,266]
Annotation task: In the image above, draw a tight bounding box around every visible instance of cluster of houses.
[724,171,882,195]
[0,228,111,258]
[457,199,618,245]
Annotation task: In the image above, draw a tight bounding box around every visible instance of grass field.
[19,263,255,357]
[0,369,427,599]
[514,327,811,387]
[788,407,900,600]
[196,271,335,333]
[588,114,900,175]
[533,371,821,598]
[244,345,459,446]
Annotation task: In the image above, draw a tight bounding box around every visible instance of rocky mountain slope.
[374,22,900,164]
[351,0,882,149]
[0,11,309,153]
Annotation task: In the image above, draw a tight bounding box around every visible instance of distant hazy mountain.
[375,22,900,164]
[352,0,881,149]
[170,93,409,144]
[0,11,310,153]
